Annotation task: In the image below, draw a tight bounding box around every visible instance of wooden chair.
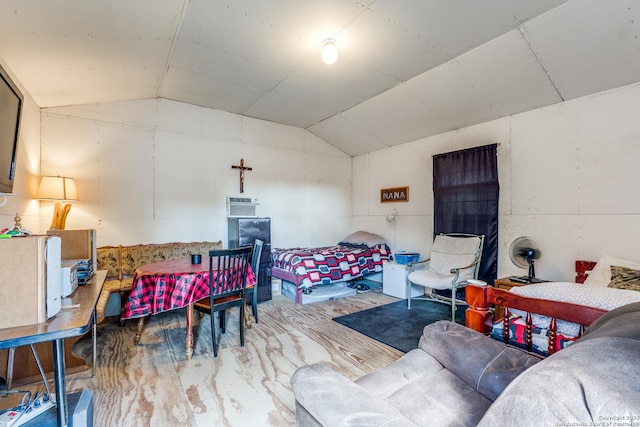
[193,246,252,357]
[244,239,264,324]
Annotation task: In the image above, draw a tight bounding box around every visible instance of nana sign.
[380,186,409,203]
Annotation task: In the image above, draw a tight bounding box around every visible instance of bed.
[466,254,640,357]
[271,231,393,305]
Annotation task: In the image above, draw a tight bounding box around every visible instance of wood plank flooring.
[11,290,404,426]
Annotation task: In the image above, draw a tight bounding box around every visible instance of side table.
[382,261,423,299]
[493,276,547,319]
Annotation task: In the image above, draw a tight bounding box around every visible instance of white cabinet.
[382,261,424,299]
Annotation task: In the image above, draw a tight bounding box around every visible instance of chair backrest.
[208,246,252,298]
[250,239,264,279]
[429,233,485,281]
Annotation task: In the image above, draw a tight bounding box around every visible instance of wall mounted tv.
[0,63,23,194]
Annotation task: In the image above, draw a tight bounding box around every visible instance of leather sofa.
[95,240,223,321]
[291,302,640,426]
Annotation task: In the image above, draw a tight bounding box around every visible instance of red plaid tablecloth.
[121,257,256,319]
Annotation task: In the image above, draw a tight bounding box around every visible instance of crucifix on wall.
[231,158,252,193]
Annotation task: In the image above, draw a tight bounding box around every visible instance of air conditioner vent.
[227,196,259,218]
[228,197,253,204]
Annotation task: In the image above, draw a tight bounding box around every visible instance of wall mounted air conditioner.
[227,196,259,218]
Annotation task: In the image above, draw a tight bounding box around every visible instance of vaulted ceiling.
[1,0,639,156]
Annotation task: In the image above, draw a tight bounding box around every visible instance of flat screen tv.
[0,63,23,194]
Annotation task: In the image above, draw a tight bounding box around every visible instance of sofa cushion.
[96,246,120,279]
[138,244,174,273]
[171,241,221,259]
[291,363,417,427]
[294,351,493,427]
[385,368,492,427]
[419,321,540,401]
[120,245,142,277]
[171,242,200,259]
[355,348,444,398]
[478,336,640,426]
[349,346,494,426]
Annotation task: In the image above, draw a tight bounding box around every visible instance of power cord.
[0,345,55,426]
[0,389,33,425]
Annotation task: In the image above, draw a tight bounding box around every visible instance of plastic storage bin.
[395,252,420,265]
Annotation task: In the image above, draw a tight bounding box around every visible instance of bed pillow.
[608,266,640,291]
[339,231,386,247]
[584,254,640,287]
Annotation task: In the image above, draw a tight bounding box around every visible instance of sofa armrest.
[419,321,540,400]
[290,364,417,427]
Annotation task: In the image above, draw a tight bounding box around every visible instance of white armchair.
[407,233,485,320]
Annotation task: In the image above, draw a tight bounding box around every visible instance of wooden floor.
[30,290,403,426]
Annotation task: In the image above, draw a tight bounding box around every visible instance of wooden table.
[0,270,106,427]
[121,257,256,359]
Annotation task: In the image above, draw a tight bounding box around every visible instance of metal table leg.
[52,339,69,427]
[92,308,97,378]
[5,347,15,390]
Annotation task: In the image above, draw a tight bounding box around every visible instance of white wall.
[40,99,352,247]
[354,82,640,282]
[0,58,40,233]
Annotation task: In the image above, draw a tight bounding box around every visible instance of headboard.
[575,260,597,284]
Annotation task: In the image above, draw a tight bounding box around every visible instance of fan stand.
[527,257,535,279]
[511,257,544,284]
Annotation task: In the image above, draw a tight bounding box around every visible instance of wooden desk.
[0,270,106,427]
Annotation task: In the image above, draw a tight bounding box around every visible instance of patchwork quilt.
[490,315,579,357]
[272,244,392,290]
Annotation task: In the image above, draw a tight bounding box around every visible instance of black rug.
[333,299,465,353]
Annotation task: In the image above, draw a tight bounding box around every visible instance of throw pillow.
[584,254,640,286]
[608,265,640,291]
[339,231,386,247]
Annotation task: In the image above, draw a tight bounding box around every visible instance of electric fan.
[509,236,543,283]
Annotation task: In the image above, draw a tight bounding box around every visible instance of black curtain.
[433,144,499,284]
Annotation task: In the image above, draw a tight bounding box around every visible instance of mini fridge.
[228,217,272,302]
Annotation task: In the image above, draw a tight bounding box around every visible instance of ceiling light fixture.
[321,39,339,65]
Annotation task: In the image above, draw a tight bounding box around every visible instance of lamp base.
[49,201,72,230]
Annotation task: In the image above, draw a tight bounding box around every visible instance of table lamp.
[37,175,78,230]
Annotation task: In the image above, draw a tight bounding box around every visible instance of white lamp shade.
[321,39,339,64]
[37,176,78,201]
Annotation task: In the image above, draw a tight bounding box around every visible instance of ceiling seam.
[517,26,565,102]
[156,0,191,98]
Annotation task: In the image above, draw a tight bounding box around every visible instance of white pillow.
[584,254,640,287]
[339,231,386,247]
